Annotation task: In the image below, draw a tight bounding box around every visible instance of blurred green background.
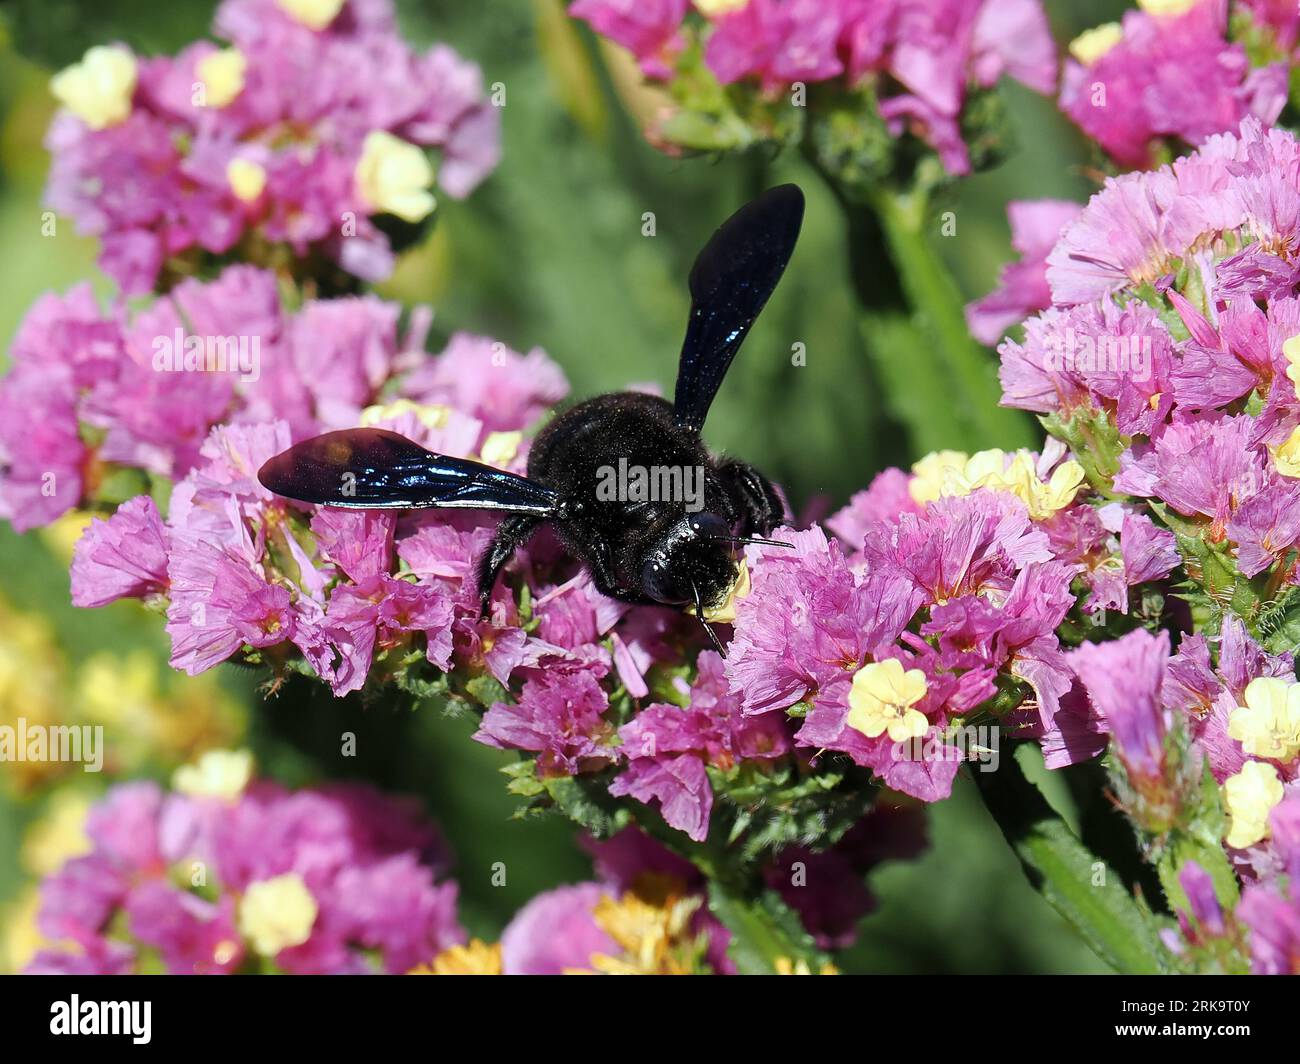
[0,0,1136,973]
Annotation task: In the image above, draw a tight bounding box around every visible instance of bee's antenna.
[691,580,728,657]
[707,535,795,549]
[698,617,727,657]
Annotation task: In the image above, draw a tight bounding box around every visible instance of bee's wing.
[671,183,804,434]
[257,428,562,514]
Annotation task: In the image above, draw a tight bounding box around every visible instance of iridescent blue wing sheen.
[257,428,561,514]
[672,183,804,434]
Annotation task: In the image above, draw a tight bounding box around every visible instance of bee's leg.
[716,459,785,535]
[477,514,542,619]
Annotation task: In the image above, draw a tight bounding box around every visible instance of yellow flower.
[908,450,968,504]
[580,876,705,975]
[1272,426,1300,478]
[1222,761,1285,849]
[21,790,92,877]
[1069,23,1124,65]
[276,0,345,30]
[479,431,523,468]
[1136,0,1197,14]
[51,45,137,130]
[693,0,750,15]
[410,939,503,975]
[774,957,840,975]
[1285,334,1300,400]
[40,510,94,563]
[1228,677,1300,764]
[1018,456,1086,520]
[355,130,436,223]
[76,650,157,727]
[0,600,67,793]
[227,158,267,203]
[360,399,451,430]
[2,889,46,974]
[173,749,254,800]
[938,448,1084,519]
[196,48,247,108]
[238,874,318,955]
[846,659,929,743]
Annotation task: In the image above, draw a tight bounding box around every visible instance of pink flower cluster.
[571,0,1057,174]
[0,265,557,531]
[45,0,499,294]
[984,116,1300,973]
[29,264,1186,843]
[971,3,1300,347]
[1059,0,1287,168]
[28,778,463,974]
[1002,118,1300,554]
[795,460,1183,782]
[31,269,566,689]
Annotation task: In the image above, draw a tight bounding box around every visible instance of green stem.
[863,185,1036,452]
[974,745,1174,974]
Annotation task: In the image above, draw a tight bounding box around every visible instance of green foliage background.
[0,0,1137,973]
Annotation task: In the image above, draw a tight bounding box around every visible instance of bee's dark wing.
[672,183,804,434]
[257,428,561,515]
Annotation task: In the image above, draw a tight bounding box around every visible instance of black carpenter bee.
[257,184,805,651]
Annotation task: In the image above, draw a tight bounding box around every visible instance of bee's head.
[640,512,737,610]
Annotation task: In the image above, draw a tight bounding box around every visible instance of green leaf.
[391,668,450,706]
[974,745,1175,974]
[542,773,631,838]
[711,764,873,866]
[465,674,509,709]
[501,759,546,798]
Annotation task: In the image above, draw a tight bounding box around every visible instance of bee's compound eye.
[640,556,682,605]
[689,513,730,540]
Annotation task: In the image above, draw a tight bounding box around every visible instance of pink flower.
[705,0,845,91]
[826,467,921,550]
[1113,414,1266,536]
[863,491,1053,606]
[726,525,923,715]
[44,1,499,293]
[30,778,464,975]
[499,883,619,975]
[1070,628,1172,781]
[474,669,619,776]
[967,200,1081,345]
[797,643,993,802]
[71,495,169,607]
[1238,882,1300,974]
[1059,1,1284,168]
[611,651,790,840]
[0,365,85,531]
[570,0,688,80]
[401,331,569,435]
